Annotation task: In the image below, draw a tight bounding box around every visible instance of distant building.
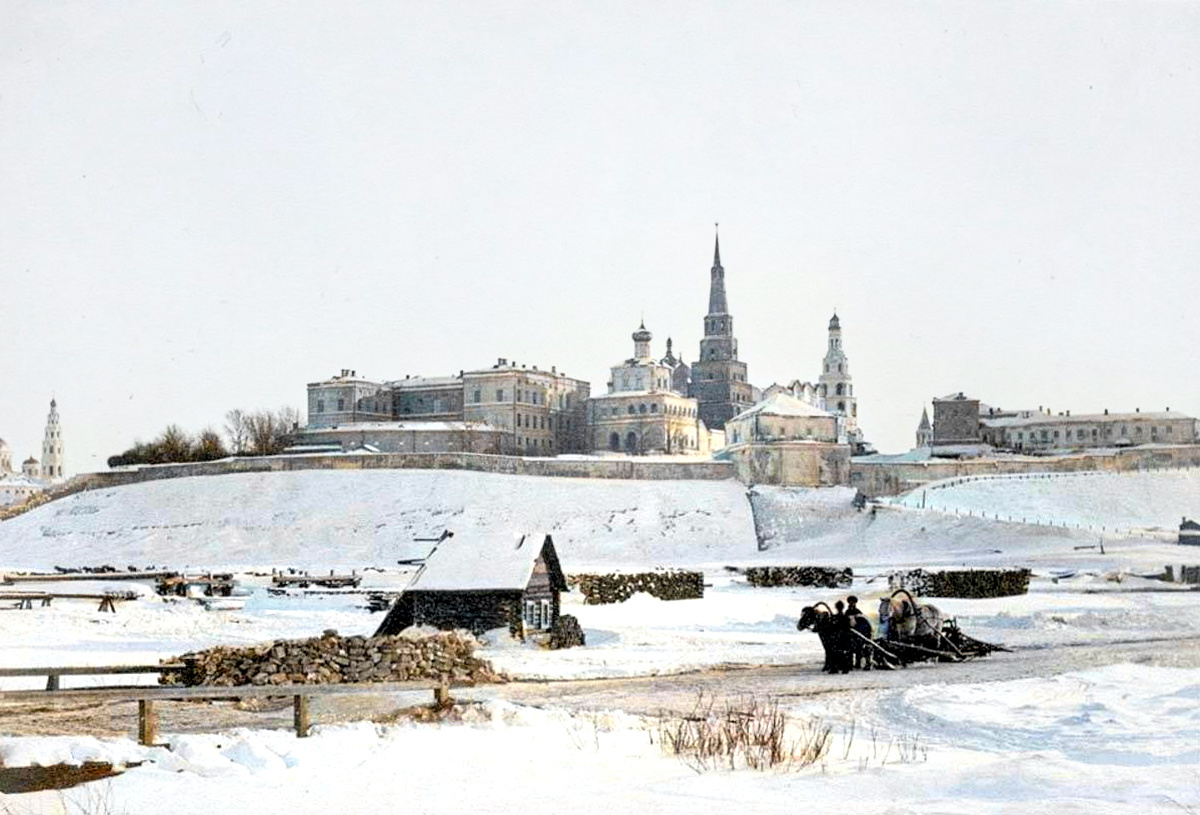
[299,361,590,457]
[690,232,755,430]
[979,408,1197,452]
[41,399,64,481]
[765,312,869,452]
[721,392,850,486]
[586,322,718,455]
[931,393,982,451]
[0,398,60,506]
[306,370,391,428]
[1181,518,1200,547]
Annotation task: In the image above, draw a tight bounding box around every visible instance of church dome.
[828,312,840,330]
[632,321,652,343]
[23,456,37,465]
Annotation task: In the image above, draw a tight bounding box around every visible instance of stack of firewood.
[571,571,704,604]
[888,568,1031,598]
[161,630,504,687]
[742,566,853,588]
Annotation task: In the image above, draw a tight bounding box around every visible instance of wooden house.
[1181,517,1200,547]
[374,533,568,637]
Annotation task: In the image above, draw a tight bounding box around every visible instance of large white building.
[763,312,867,451]
[586,322,720,455]
[0,398,64,507]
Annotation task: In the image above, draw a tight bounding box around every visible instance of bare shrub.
[657,692,831,772]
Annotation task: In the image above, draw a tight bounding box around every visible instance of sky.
[2,1,1198,472]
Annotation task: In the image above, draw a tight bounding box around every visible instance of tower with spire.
[817,313,860,443]
[690,228,753,430]
[41,398,64,481]
[916,406,932,448]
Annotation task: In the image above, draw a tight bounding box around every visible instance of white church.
[0,399,65,507]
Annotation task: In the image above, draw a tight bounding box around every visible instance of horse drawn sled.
[796,589,1009,672]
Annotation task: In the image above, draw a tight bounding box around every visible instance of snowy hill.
[0,470,758,571]
[2,467,1193,575]
[888,468,1200,533]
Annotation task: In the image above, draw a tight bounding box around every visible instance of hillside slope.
[889,468,1200,532]
[0,470,758,571]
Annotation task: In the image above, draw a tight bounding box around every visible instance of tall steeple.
[692,226,751,430]
[707,227,728,318]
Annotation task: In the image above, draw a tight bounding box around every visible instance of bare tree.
[157,424,193,463]
[224,409,249,454]
[195,427,228,461]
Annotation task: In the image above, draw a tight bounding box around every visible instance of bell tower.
[817,313,858,440]
[41,398,64,481]
[691,227,753,429]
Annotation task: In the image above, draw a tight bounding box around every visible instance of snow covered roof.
[730,392,832,422]
[299,421,502,433]
[389,376,463,389]
[409,532,565,592]
[980,411,1190,428]
[591,389,688,400]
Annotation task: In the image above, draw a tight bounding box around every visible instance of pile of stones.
[743,566,853,588]
[888,568,1032,598]
[161,630,504,687]
[571,571,704,604]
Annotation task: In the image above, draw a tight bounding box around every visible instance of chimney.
[1136,407,1140,413]
[1066,410,1070,417]
[1104,408,1108,415]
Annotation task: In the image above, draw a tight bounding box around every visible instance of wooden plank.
[1,572,176,584]
[0,664,185,678]
[0,680,448,704]
[138,699,157,746]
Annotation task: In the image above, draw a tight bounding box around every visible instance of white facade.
[41,399,64,481]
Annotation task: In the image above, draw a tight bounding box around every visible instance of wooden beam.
[0,664,185,678]
[0,679,447,704]
[138,699,157,746]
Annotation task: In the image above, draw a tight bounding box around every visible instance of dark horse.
[797,603,874,673]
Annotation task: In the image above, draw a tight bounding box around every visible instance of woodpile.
[742,566,853,589]
[570,571,704,604]
[547,614,586,649]
[161,630,504,687]
[888,568,1031,598]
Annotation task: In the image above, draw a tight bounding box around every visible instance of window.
[473,390,481,403]
[497,389,505,402]
[317,400,325,413]
[337,398,345,411]
[650,404,658,413]
[627,405,635,415]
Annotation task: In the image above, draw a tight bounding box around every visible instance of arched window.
[609,432,620,451]
[627,405,635,415]
[836,383,844,396]
[625,432,638,453]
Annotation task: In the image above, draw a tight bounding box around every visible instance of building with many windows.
[586,323,719,455]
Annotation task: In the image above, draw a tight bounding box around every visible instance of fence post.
[293,695,311,738]
[138,699,158,746]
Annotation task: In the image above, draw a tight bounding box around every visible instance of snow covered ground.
[0,470,757,571]
[1,469,1198,812]
[3,663,1197,814]
[887,467,1200,536]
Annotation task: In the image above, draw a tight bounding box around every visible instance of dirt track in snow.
[2,635,1196,739]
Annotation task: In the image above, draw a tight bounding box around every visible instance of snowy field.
[1,469,1199,812]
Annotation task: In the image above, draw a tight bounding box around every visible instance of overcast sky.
[2,1,1198,472]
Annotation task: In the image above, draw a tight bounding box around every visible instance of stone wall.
[162,630,502,687]
[851,445,1200,497]
[570,571,705,604]
[75,451,735,493]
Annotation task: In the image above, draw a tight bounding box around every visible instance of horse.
[885,589,945,646]
[797,603,873,673]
